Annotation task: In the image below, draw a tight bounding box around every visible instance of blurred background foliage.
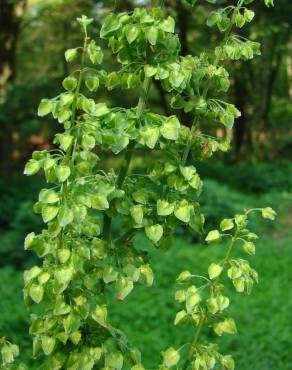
[0,0,291,369]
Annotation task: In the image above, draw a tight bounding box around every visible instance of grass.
[1,179,291,369]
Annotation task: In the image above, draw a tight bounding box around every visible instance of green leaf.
[57,249,71,264]
[162,347,180,368]
[41,336,56,356]
[146,26,158,45]
[140,264,154,286]
[157,199,174,216]
[39,189,59,204]
[29,284,44,303]
[205,229,220,243]
[130,205,144,224]
[177,270,192,283]
[103,266,118,283]
[145,224,163,244]
[160,116,180,140]
[144,64,157,78]
[1,343,19,365]
[77,14,93,33]
[62,76,78,91]
[24,159,40,175]
[56,165,71,182]
[222,355,235,370]
[85,75,100,92]
[54,267,73,285]
[107,352,123,370]
[174,310,187,325]
[160,16,175,33]
[261,207,276,220]
[92,305,107,326]
[179,165,196,181]
[91,194,109,210]
[65,48,77,62]
[38,99,52,117]
[207,11,221,27]
[58,206,74,227]
[42,205,59,223]
[214,318,237,336]
[82,134,96,150]
[220,218,234,231]
[174,202,192,223]
[243,241,255,255]
[116,276,134,300]
[126,25,140,44]
[208,263,223,279]
[100,14,121,38]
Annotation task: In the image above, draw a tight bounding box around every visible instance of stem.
[181,0,244,166]
[182,316,204,370]
[103,77,152,241]
[182,233,238,369]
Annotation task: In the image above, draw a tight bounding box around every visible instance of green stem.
[182,316,204,370]
[103,77,152,242]
[182,233,238,369]
[181,0,244,166]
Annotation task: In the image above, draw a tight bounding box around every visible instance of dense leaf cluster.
[1,1,275,369]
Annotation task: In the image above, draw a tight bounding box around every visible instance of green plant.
[19,1,276,369]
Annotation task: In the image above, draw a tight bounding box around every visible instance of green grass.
[1,211,292,369]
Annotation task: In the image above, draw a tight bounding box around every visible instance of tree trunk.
[0,0,26,174]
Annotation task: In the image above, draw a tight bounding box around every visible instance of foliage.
[19,1,277,369]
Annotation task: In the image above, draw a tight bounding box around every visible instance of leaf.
[126,25,139,44]
[100,14,121,38]
[130,205,144,224]
[160,116,180,140]
[176,271,192,283]
[54,267,73,285]
[261,207,276,220]
[179,165,196,181]
[146,26,158,45]
[29,284,44,303]
[65,48,77,62]
[85,75,100,92]
[220,218,234,231]
[208,263,223,279]
[38,99,51,117]
[62,76,78,91]
[56,165,71,182]
[116,277,134,300]
[91,194,109,210]
[58,206,74,227]
[145,224,163,244]
[157,199,174,216]
[144,64,157,78]
[186,291,201,312]
[82,134,96,150]
[39,189,59,204]
[107,352,123,370]
[42,205,59,223]
[174,202,192,223]
[140,264,154,286]
[92,305,107,326]
[57,249,71,264]
[174,310,187,325]
[214,318,237,336]
[160,16,175,33]
[41,336,56,356]
[205,229,220,243]
[162,347,180,368]
[243,242,255,255]
[206,11,221,27]
[24,159,40,175]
